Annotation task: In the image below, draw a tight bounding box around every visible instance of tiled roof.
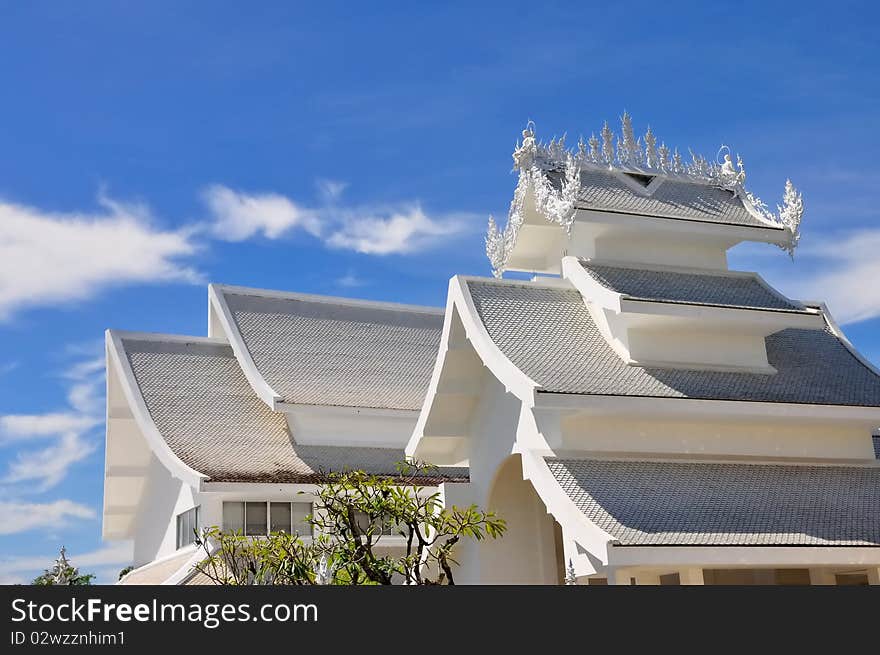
[122,336,466,484]
[221,290,443,410]
[119,549,194,585]
[581,262,806,312]
[466,279,880,406]
[548,168,775,229]
[546,457,880,546]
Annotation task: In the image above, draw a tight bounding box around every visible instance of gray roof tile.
[548,168,774,228]
[123,336,466,484]
[546,457,880,546]
[466,279,880,406]
[222,291,443,410]
[581,262,805,312]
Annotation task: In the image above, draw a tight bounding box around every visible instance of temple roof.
[119,334,466,484]
[465,278,880,406]
[554,168,774,228]
[546,457,880,546]
[486,114,804,275]
[580,262,807,313]
[212,285,443,410]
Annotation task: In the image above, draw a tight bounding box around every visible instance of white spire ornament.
[565,559,577,585]
[486,114,806,275]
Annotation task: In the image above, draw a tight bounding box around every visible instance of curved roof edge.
[208,284,284,409]
[105,329,209,489]
[817,302,880,380]
[405,276,539,460]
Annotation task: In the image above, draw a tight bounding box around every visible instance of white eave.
[207,284,284,409]
[104,330,209,531]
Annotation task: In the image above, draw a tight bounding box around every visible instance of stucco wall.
[559,414,875,460]
[132,456,197,565]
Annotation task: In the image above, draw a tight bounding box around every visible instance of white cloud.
[326,205,466,255]
[0,361,18,376]
[1,350,105,489]
[204,184,471,255]
[0,499,96,535]
[0,192,200,320]
[336,271,367,288]
[778,229,880,324]
[0,413,99,443]
[204,185,322,241]
[0,542,132,584]
[316,179,348,202]
[4,432,96,491]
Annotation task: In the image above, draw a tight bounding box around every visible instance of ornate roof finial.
[512,121,538,170]
[486,114,806,275]
[51,546,73,585]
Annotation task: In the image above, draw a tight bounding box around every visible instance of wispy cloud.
[778,229,880,324]
[0,192,200,320]
[0,413,99,443]
[4,432,96,491]
[203,184,474,255]
[732,228,880,326]
[336,271,367,288]
[203,185,321,241]
[316,179,348,202]
[0,362,18,377]
[0,542,132,584]
[0,499,96,536]
[0,350,105,490]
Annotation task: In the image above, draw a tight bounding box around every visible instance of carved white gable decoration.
[486,113,805,276]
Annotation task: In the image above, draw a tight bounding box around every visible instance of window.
[245,502,267,536]
[223,501,245,533]
[176,506,200,549]
[353,511,399,536]
[872,434,880,459]
[270,502,291,533]
[222,501,313,536]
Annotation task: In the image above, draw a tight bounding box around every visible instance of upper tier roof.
[118,333,466,484]
[212,285,444,411]
[486,114,804,275]
[580,261,807,313]
[552,168,773,228]
[465,278,880,407]
[546,457,880,546]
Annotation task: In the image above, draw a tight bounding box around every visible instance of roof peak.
[487,113,805,276]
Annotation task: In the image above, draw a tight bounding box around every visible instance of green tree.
[194,461,505,585]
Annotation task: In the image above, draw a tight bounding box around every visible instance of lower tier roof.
[546,457,880,546]
[120,334,466,484]
[466,279,880,407]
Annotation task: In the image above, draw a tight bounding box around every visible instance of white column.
[636,573,661,585]
[679,567,704,585]
[809,568,836,585]
[609,568,633,585]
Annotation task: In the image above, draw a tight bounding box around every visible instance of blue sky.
[1,2,878,583]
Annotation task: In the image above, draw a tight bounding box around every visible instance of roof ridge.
[211,283,444,315]
[109,329,226,345]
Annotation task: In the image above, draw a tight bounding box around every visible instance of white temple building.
[107,115,880,585]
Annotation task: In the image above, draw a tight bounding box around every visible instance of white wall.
[558,414,876,460]
[132,456,197,565]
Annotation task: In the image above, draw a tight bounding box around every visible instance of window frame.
[175,505,201,550]
[221,500,313,537]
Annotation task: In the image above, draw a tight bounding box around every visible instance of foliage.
[117,565,135,581]
[311,461,505,585]
[32,549,95,585]
[192,461,506,585]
